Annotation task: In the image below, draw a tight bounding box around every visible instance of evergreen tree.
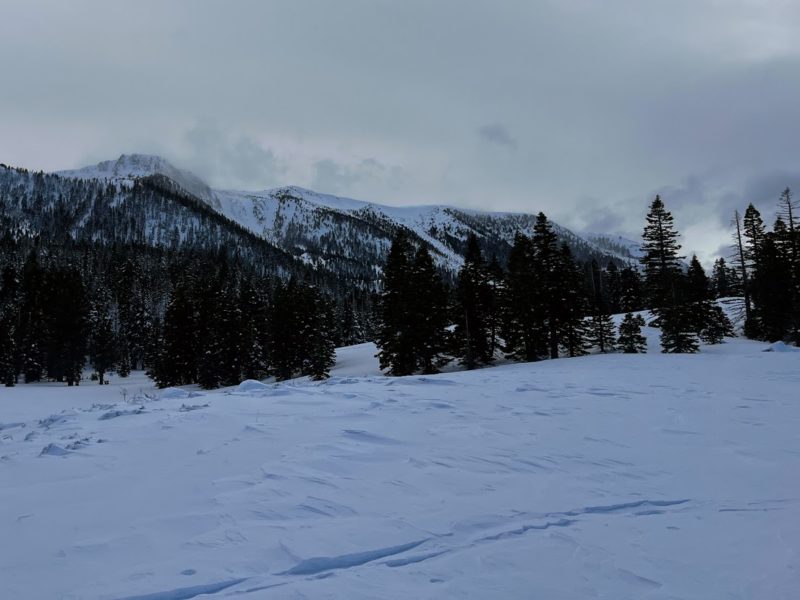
[698,303,735,344]
[0,313,16,386]
[660,305,699,353]
[88,287,117,384]
[302,286,337,380]
[640,195,684,313]
[556,243,589,357]
[453,234,493,369]
[776,188,800,343]
[711,257,732,298]
[589,313,617,353]
[732,209,753,325]
[685,255,709,303]
[604,262,622,313]
[750,236,793,341]
[44,268,89,385]
[485,255,505,357]
[617,313,647,353]
[239,278,269,380]
[376,231,416,376]
[587,260,616,353]
[150,277,198,387]
[18,253,46,383]
[501,233,544,362]
[532,213,563,359]
[618,266,643,312]
[742,203,766,269]
[408,245,449,374]
[268,279,302,381]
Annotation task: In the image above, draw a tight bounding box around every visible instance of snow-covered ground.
[1,330,799,599]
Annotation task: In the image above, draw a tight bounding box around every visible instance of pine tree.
[556,243,590,357]
[617,312,647,353]
[150,277,198,387]
[408,245,449,374]
[88,287,117,384]
[618,266,643,312]
[44,267,89,385]
[750,236,793,342]
[587,260,616,353]
[485,255,505,358]
[239,278,269,380]
[685,255,709,303]
[660,305,699,353]
[303,286,337,380]
[604,262,622,313]
[776,188,800,343]
[0,313,16,386]
[532,213,563,359]
[732,209,753,325]
[698,303,734,344]
[742,203,766,279]
[376,231,416,376]
[589,313,617,353]
[640,195,684,313]
[269,279,302,381]
[453,234,493,369]
[711,257,732,298]
[501,233,544,362]
[18,253,46,383]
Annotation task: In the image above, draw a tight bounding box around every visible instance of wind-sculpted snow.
[1,334,799,598]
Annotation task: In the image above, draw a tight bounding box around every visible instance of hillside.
[53,154,639,285]
[1,327,798,598]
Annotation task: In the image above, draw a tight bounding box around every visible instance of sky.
[1,0,799,264]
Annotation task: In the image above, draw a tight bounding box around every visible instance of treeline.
[149,269,337,387]
[0,241,366,388]
[731,189,800,344]
[375,213,647,375]
[374,200,742,376]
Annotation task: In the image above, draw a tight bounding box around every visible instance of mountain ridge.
[53,154,639,280]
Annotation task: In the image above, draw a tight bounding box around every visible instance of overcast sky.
[2,0,799,263]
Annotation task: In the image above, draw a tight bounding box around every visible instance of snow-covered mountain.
[56,154,219,208]
[582,232,643,261]
[52,154,638,284]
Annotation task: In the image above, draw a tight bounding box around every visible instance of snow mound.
[160,388,190,400]
[236,380,270,393]
[762,341,800,353]
[39,444,69,457]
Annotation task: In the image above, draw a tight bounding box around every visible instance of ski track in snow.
[1,333,800,599]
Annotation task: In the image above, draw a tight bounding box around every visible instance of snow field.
[1,333,799,599]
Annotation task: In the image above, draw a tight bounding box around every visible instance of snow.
[56,154,218,207]
[50,156,641,274]
[1,336,799,598]
[763,341,800,353]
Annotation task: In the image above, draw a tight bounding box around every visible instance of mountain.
[56,154,219,208]
[581,232,643,261]
[51,154,638,285]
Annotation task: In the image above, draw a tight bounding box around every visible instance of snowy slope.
[55,156,639,279]
[2,333,799,599]
[57,154,220,208]
[582,232,644,261]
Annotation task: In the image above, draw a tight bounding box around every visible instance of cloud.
[311,157,406,195]
[181,122,285,190]
[477,124,517,150]
[580,205,627,235]
[1,0,800,260]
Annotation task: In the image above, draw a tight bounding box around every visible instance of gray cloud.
[478,124,517,150]
[311,158,406,196]
[1,0,799,260]
[182,122,285,190]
